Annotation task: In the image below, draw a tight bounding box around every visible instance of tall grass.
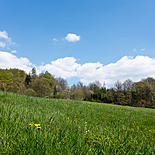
[0,91,155,154]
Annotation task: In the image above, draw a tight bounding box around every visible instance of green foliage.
[25,74,31,85]
[9,68,26,78]
[0,92,155,154]
[53,86,57,97]
[31,67,37,79]
[1,68,155,108]
[0,69,13,83]
[25,88,36,96]
[40,71,54,88]
[31,78,51,97]
[7,77,26,94]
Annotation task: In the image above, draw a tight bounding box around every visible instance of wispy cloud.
[141,48,145,51]
[0,42,6,47]
[64,33,80,42]
[11,50,17,53]
[133,48,137,52]
[0,30,17,48]
[53,38,58,42]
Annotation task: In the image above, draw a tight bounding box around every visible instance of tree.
[56,77,68,91]
[53,86,57,97]
[141,77,155,85]
[71,84,76,92]
[83,86,92,101]
[88,81,101,91]
[115,91,125,104]
[31,67,37,79]
[123,79,133,91]
[7,77,26,94]
[77,81,83,88]
[125,88,132,105]
[107,88,115,103]
[25,88,36,96]
[39,71,55,89]
[114,80,122,92]
[32,78,51,97]
[25,74,31,85]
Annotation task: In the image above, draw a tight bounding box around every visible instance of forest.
[0,67,155,108]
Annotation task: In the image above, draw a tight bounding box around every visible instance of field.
[0,92,155,154]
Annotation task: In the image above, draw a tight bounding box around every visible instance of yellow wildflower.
[34,124,40,127]
[29,123,33,126]
[149,130,152,132]
[37,127,41,129]
[68,117,69,119]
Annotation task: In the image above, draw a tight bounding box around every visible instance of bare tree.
[123,79,133,91]
[141,77,155,85]
[114,80,122,91]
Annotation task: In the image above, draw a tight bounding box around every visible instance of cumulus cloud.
[77,55,155,86]
[0,51,33,73]
[1,51,155,87]
[0,42,6,47]
[39,55,155,87]
[64,33,80,42]
[39,57,80,78]
[11,50,17,53]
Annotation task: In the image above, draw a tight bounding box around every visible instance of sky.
[1,0,155,88]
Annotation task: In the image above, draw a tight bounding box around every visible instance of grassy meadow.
[0,91,155,154]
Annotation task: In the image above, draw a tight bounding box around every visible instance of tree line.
[0,68,155,108]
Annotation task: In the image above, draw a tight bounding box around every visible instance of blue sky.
[1,0,155,87]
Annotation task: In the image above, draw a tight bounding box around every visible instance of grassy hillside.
[0,92,155,154]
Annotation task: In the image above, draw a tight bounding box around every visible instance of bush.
[25,88,36,97]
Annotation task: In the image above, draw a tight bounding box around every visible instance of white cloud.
[39,55,155,87]
[0,30,17,47]
[77,55,155,86]
[0,42,6,47]
[11,50,17,53]
[133,48,137,52]
[1,51,155,88]
[0,51,33,73]
[141,48,145,51]
[39,57,80,78]
[53,38,58,42]
[65,33,80,42]
[0,30,9,40]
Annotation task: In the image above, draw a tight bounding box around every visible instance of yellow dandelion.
[37,127,41,129]
[67,117,69,119]
[56,115,58,116]
[49,117,51,119]
[145,128,147,130]
[149,130,152,132]
[29,123,33,126]
[35,124,40,127]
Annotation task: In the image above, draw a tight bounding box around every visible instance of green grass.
[0,91,155,154]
